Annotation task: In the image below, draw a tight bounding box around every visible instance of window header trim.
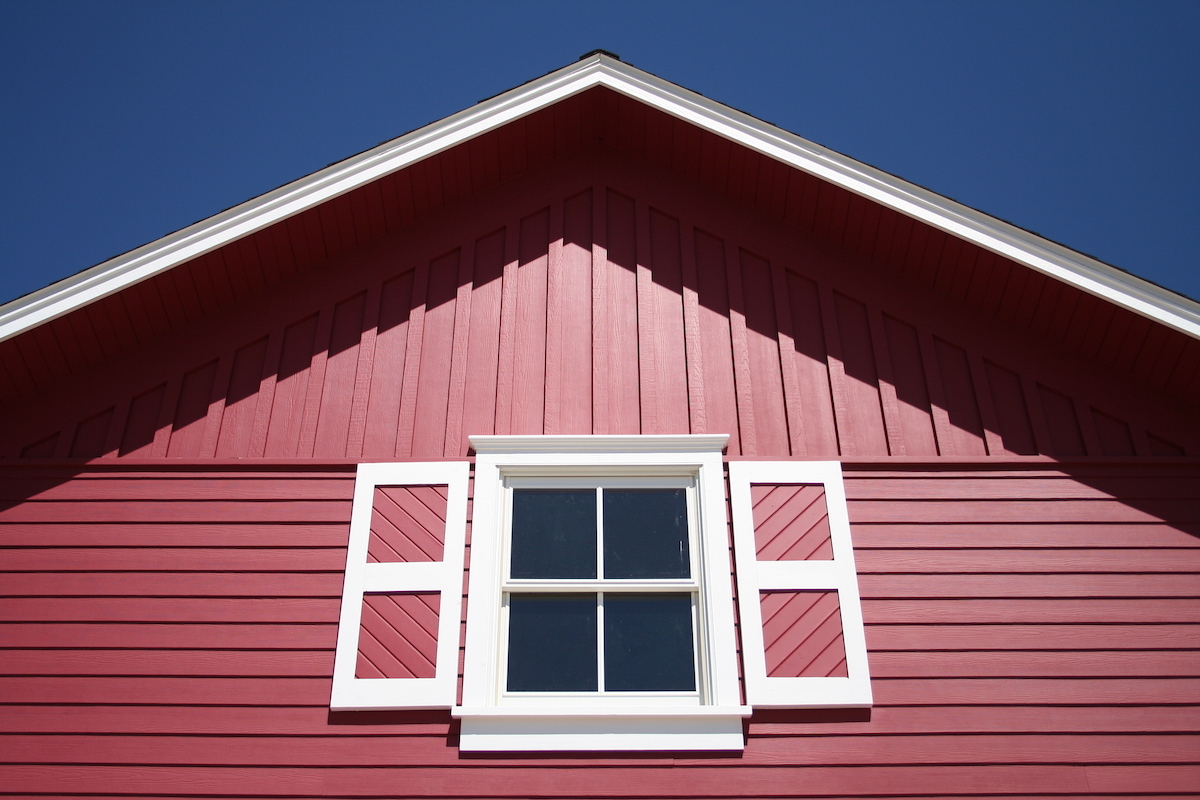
[470,434,729,454]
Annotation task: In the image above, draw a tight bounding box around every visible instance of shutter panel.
[331,462,469,710]
[729,461,872,708]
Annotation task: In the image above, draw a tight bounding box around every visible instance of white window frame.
[455,434,749,752]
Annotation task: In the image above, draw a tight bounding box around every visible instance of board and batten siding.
[3,151,1196,461]
[1,462,1197,796]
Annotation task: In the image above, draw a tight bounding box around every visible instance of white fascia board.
[4,54,1197,344]
[588,59,1200,340]
[0,57,610,343]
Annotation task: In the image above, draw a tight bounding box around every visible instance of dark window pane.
[511,490,597,578]
[604,593,696,691]
[507,594,598,691]
[603,489,690,579]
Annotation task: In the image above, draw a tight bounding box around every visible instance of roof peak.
[579,49,621,61]
[2,55,1198,344]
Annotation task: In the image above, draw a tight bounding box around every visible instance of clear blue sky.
[2,1,1197,307]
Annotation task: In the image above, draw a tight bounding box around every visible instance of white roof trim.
[3,53,1198,343]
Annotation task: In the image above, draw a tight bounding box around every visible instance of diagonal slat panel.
[355,593,440,679]
[761,590,848,678]
[751,484,833,560]
[366,485,447,563]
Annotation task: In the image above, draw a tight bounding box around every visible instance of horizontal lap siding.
[1,464,1198,797]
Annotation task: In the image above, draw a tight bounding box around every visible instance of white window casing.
[455,434,750,752]
[329,447,872,750]
[330,461,469,711]
[728,460,872,708]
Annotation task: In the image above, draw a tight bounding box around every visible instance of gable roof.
[3,53,1198,346]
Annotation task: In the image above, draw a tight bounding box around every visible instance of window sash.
[500,479,703,698]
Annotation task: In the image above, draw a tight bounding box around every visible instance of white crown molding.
[3,53,1198,343]
[468,433,730,454]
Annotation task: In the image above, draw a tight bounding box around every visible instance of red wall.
[3,150,1196,461]
[2,461,1197,795]
[1,141,1198,796]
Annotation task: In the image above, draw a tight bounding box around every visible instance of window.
[456,435,747,751]
[330,439,872,753]
[502,479,699,699]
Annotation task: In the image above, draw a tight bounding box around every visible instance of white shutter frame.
[729,461,872,708]
[331,461,469,710]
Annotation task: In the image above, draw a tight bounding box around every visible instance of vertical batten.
[725,240,757,455]
[967,352,1005,456]
[1074,396,1105,457]
[346,283,382,459]
[1020,373,1055,456]
[510,210,550,436]
[460,229,505,444]
[635,199,661,434]
[771,261,806,456]
[866,306,905,457]
[740,249,788,455]
[679,221,707,435]
[933,337,987,457]
[693,229,739,452]
[216,337,270,458]
[314,292,369,459]
[543,200,566,436]
[654,209,692,434]
[411,250,462,458]
[817,284,851,457]
[102,395,131,457]
[786,271,839,457]
[591,185,610,435]
[247,329,283,458]
[442,241,477,457]
[558,190,594,435]
[917,328,955,457]
[493,218,521,437]
[362,272,415,459]
[394,263,430,457]
[604,190,640,435]
[296,306,335,459]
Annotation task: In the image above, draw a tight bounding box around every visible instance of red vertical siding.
[3,149,1197,461]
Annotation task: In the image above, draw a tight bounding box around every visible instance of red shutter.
[331,462,469,710]
[729,461,872,708]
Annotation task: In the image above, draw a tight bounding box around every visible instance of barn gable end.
[1,54,1198,797]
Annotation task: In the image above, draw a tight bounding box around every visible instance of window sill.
[452,705,752,752]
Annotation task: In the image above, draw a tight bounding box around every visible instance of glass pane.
[511,490,597,578]
[603,593,696,691]
[507,594,598,691]
[603,489,690,579]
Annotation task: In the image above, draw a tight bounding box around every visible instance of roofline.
[3,53,1198,343]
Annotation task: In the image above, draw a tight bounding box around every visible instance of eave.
[2,53,1198,348]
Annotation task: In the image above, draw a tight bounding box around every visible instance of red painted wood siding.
[5,90,1198,419]
[4,150,1196,460]
[1,461,1197,796]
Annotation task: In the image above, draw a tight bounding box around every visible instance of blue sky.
[2,1,1198,307]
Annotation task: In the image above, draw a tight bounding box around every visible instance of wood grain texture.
[0,461,1195,798]
[3,147,1196,459]
[0,81,1198,796]
[356,592,440,679]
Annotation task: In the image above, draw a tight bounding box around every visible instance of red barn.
[2,52,1198,796]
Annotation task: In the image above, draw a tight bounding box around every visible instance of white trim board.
[4,53,1198,343]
